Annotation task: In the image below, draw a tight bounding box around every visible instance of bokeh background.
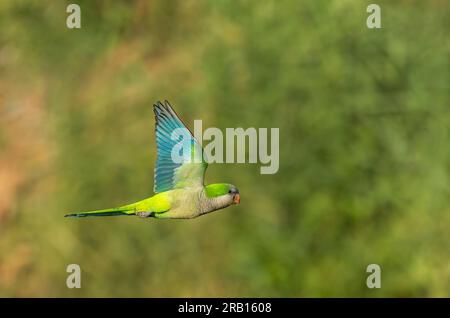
[0,0,449,297]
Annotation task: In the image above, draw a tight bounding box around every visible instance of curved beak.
[233,194,240,204]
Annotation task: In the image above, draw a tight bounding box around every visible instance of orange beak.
[233,194,240,204]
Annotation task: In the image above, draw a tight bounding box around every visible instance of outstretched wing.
[153,100,207,193]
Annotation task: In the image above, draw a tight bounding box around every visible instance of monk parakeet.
[65,101,240,219]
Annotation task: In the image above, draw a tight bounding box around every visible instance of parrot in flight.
[65,101,240,219]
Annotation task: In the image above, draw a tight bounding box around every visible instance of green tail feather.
[64,206,135,218]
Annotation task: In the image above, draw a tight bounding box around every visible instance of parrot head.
[205,183,240,206]
[228,185,241,205]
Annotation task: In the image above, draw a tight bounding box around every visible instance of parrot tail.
[64,206,136,218]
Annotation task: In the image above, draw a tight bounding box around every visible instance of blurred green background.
[0,0,449,297]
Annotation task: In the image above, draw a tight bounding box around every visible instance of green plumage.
[205,184,233,198]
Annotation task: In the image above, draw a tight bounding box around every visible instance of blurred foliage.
[0,0,449,297]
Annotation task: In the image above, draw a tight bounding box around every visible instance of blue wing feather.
[153,101,207,193]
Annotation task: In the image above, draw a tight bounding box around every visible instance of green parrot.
[65,101,240,219]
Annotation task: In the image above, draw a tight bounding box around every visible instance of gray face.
[228,186,239,195]
[228,186,240,205]
[202,185,240,215]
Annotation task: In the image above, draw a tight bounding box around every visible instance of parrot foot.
[136,211,154,218]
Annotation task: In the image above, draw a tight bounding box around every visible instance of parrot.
[65,100,240,219]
